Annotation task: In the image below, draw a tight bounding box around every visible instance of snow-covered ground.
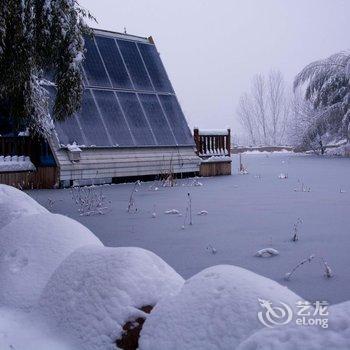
[2,152,350,349]
[0,184,183,350]
[28,153,350,304]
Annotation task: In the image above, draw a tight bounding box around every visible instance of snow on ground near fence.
[0,184,48,228]
[29,153,350,304]
[0,213,102,309]
[240,149,292,154]
[139,265,302,350]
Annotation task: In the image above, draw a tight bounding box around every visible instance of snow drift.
[0,213,102,309]
[0,307,75,350]
[39,246,184,350]
[0,184,48,229]
[139,265,302,350]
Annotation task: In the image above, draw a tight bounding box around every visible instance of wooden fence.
[0,136,41,164]
[194,128,231,157]
[193,128,232,176]
[0,136,58,189]
[0,167,58,189]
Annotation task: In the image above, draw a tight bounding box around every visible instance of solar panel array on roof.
[54,32,194,147]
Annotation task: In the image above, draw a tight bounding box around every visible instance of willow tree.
[294,52,350,150]
[0,0,94,135]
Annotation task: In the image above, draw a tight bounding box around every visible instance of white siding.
[48,137,200,185]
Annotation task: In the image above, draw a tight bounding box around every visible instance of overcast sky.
[80,0,350,134]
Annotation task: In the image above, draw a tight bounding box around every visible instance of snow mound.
[165,209,180,215]
[0,213,102,309]
[0,184,48,229]
[139,265,302,350]
[237,300,350,350]
[39,246,184,350]
[255,247,279,257]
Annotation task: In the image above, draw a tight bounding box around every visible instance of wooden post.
[193,128,200,155]
[227,128,231,156]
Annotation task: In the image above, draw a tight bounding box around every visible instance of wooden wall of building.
[0,167,58,189]
[200,161,232,177]
[48,137,201,187]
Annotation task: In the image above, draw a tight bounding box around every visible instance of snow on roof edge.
[92,28,151,44]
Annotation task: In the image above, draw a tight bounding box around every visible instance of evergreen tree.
[0,0,93,135]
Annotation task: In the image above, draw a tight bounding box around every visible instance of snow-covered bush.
[71,185,109,216]
[139,265,301,350]
[39,246,184,350]
[0,213,102,309]
[0,184,48,229]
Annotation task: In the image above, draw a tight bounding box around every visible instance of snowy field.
[28,152,350,304]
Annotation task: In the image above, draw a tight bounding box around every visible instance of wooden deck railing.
[0,136,43,166]
[0,136,58,188]
[194,128,231,157]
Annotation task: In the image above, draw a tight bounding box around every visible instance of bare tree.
[237,93,259,145]
[252,74,268,144]
[268,70,286,144]
[237,70,290,146]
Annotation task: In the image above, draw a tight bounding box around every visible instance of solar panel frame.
[53,31,194,148]
[159,94,194,146]
[75,89,112,147]
[95,36,133,90]
[116,39,154,92]
[137,43,174,93]
[83,36,112,88]
[93,89,136,147]
[138,93,177,146]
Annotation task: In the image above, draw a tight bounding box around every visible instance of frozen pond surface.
[28,153,350,304]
